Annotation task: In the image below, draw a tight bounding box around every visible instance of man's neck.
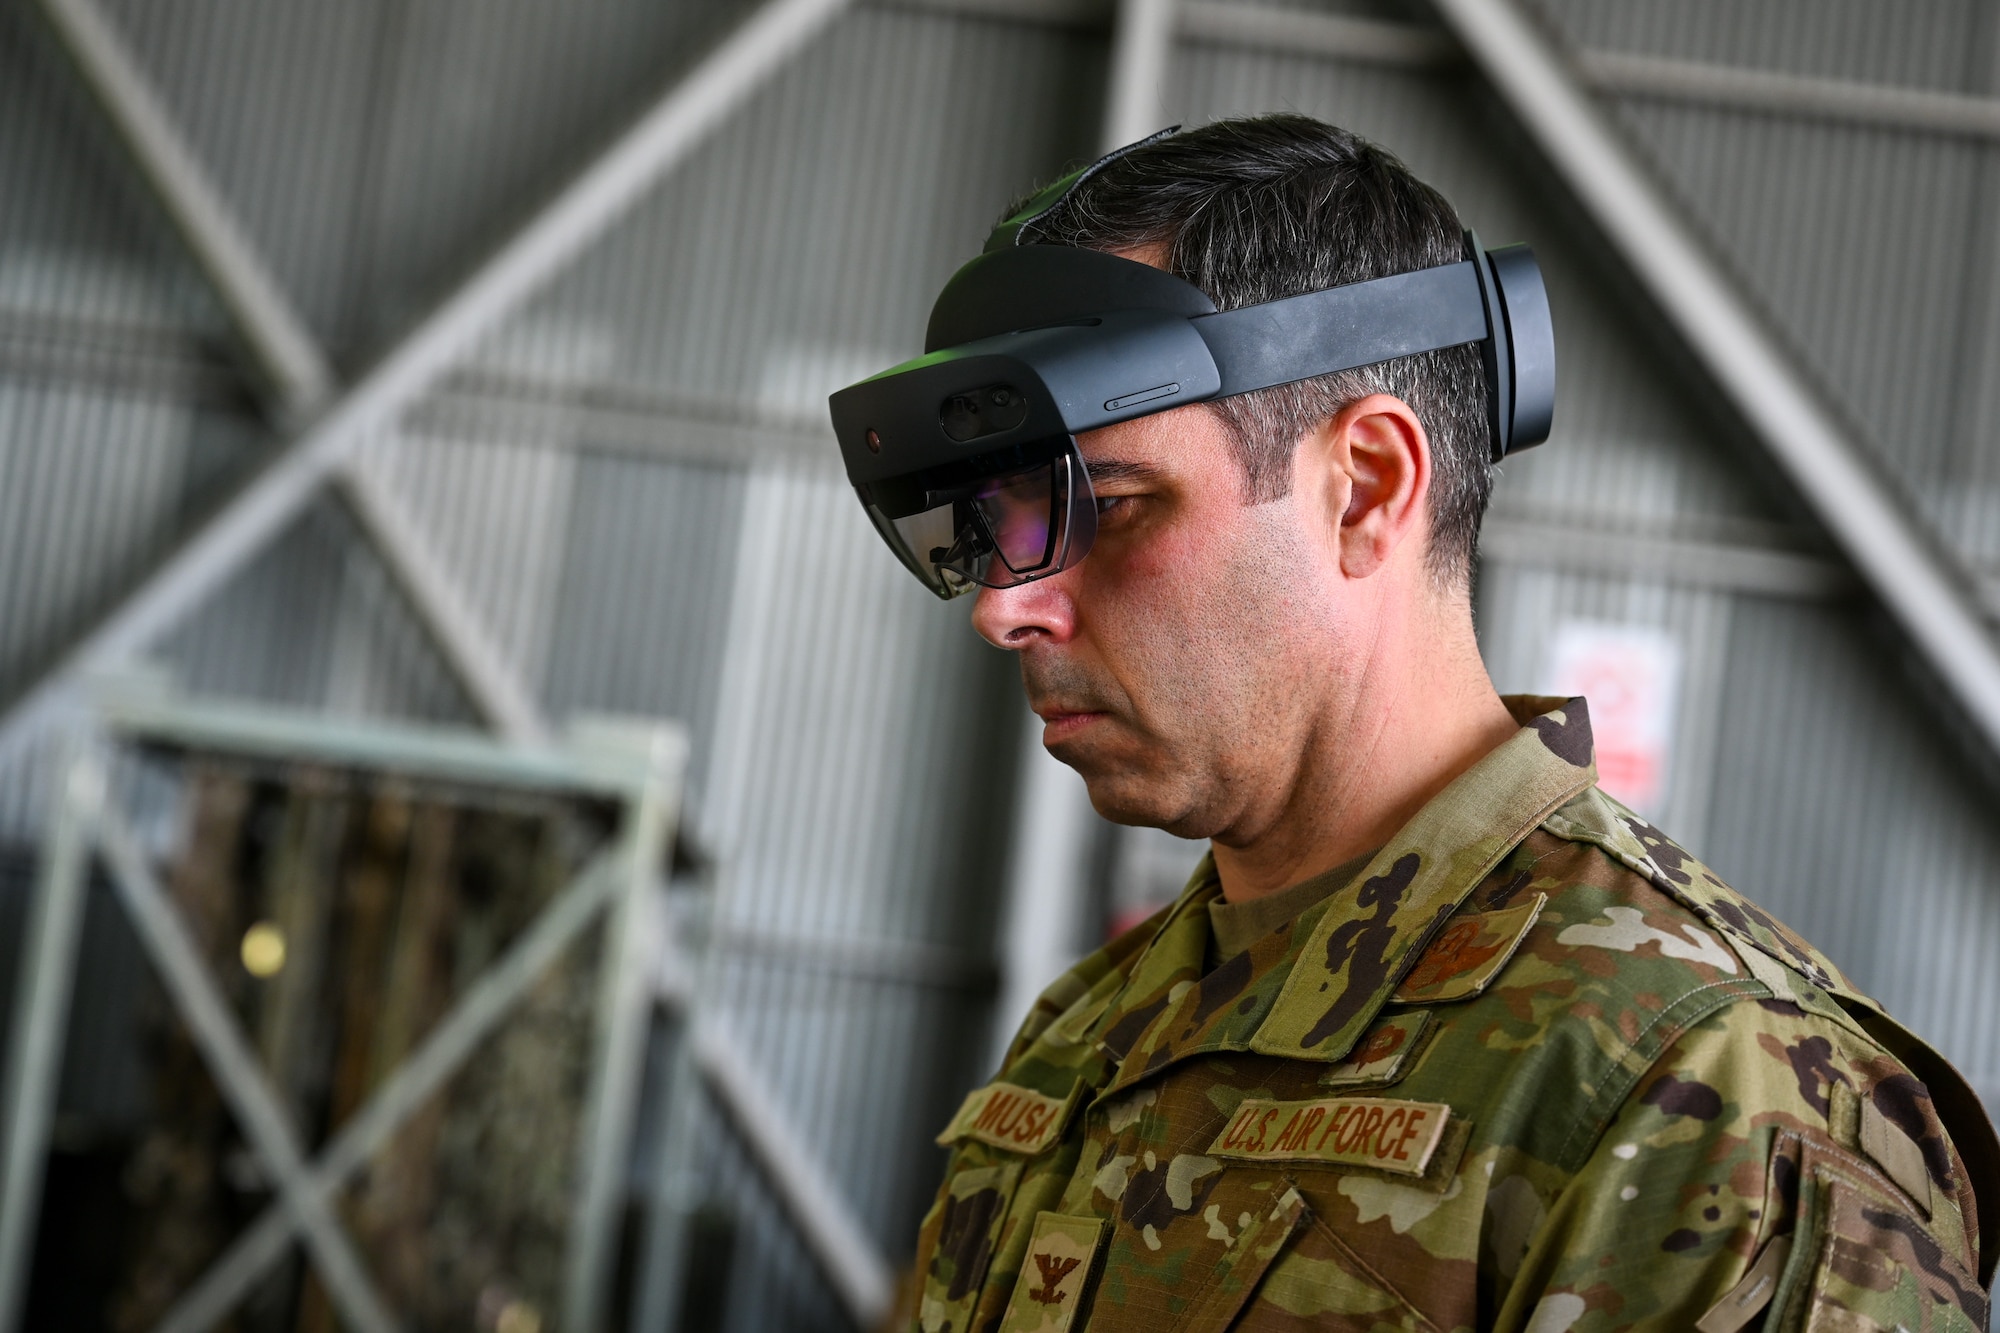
[1209,599,1518,903]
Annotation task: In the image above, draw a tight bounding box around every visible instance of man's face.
[970,405,1355,839]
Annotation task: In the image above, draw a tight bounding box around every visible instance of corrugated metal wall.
[1,0,1997,1327]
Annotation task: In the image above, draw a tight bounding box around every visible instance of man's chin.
[1060,757,1204,834]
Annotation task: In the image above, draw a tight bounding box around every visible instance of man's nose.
[971,575,1077,649]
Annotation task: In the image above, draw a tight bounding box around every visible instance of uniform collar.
[1093,696,1597,1097]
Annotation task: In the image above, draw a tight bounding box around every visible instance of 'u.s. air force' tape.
[937,1081,1079,1155]
[1208,1096,1451,1177]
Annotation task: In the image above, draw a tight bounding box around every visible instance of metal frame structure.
[642,931,897,1330]
[1174,4,2000,143]
[0,0,853,768]
[0,675,688,1333]
[32,0,332,420]
[650,461,900,1329]
[924,0,2000,144]
[1476,518,1854,604]
[0,673,896,1333]
[1102,0,1175,150]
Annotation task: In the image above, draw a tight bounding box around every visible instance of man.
[838,117,1997,1331]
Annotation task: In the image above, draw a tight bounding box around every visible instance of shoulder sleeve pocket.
[1773,1170,1989,1333]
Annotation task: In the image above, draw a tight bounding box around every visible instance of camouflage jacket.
[912,697,1999,1333]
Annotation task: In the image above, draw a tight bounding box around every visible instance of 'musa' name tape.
[1208,1096,1451,1176]
[938,1081,1076,1155]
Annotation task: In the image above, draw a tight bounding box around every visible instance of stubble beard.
[1018,647,1237,836]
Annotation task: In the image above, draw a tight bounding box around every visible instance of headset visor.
[864,436,1098,599]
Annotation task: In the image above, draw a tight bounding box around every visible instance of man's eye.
[1094,495,1133,519]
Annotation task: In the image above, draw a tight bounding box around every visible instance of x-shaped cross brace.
[1,730,670,1333]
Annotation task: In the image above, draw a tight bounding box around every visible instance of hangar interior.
[0,0,1997,1328]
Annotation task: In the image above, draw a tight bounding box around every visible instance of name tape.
[938,1081,1074,1155]
[1208,1096,1451,1176]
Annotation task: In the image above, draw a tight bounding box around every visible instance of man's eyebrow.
[1083,459,1164,485]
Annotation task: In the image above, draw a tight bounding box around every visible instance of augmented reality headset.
[827,130,1555,599]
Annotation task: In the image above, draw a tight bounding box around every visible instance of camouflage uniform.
[913,697,1999,1332]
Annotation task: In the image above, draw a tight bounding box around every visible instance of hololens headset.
[827,130,1555,599]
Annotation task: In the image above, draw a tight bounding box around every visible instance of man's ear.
[1313,393,1431,580]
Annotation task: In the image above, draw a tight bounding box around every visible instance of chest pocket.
[1225,1192,1441,1333]
[1183,1183,1313,1331]
[1080,1174,1312,1332]
[919,1157,1028,1333]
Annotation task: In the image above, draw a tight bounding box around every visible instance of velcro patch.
[1208,1096,1451,1177]
[1695,1234,1792,1333]
[1393,893,1545,1004]
[1860,1095,1932,1214]
[997,1212,1106,1333]
[938,1081,1076,1154]
[1319,1010,1433,1088]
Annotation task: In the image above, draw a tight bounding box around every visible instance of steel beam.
[566,765,681,1333]
[694,467,791,854]
[94,673,608,793]
[1430,0,2000,756]
[633,997,702,1333]
[0,741,100,1332]
[644,917,898,1331]
[1102,0,1176,149]
[1214,7,2000,143]
[1175,4,1454,69]
[336,464,550,743]
[885,0,1109,26]
[1477,518,1852,601]
[150,853,623,1333]
[31,0,332,418]
[33,0,557,743]
[689,1022,897,1328]
[901,0,2000,143]
[1580,49,2000,140]
[95,809,401,1333]
[1186,2,2000,142]
[0,0,852,773]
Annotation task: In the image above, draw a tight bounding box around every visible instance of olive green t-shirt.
[1205,847,1378,965]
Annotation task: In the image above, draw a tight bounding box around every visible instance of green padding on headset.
[981,126,1182,253]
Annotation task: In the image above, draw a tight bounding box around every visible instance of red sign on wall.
[1544,621,1681,815]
